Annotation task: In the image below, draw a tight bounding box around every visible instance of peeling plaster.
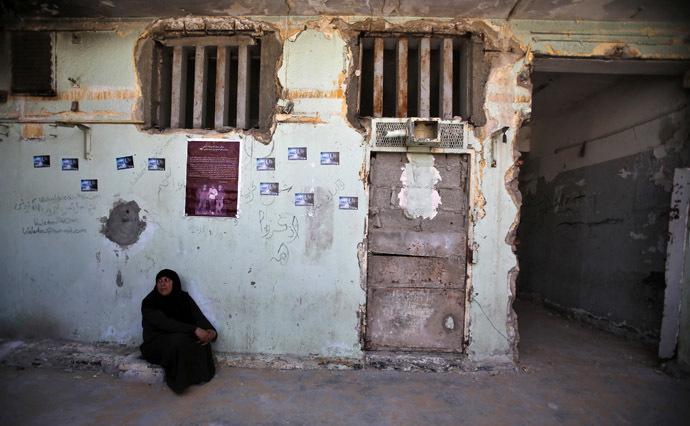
[398,153,442,220]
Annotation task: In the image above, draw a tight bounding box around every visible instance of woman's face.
[156,276,173,296]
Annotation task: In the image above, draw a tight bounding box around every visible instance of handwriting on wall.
[15,193,100,235]
[259,210,300,266]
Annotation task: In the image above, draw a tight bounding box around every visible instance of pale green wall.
[2,17,683,365]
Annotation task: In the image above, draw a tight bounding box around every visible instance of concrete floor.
[1,301,689,425]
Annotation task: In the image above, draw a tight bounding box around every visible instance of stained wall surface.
[518,73,690,343]
[1,15,686,366]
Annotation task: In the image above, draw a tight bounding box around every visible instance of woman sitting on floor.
[140,269,217,393]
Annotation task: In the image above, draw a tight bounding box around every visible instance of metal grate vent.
[374,122,407,147]
[439,122,464,149]
[11,32,55,96]
[373,119,464,149]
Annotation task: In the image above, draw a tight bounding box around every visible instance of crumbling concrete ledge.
[0,339,516,378]
[0,338,163,383]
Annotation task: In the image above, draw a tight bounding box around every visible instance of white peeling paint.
[618,168,634,179]
[629,232,648,240]
[653,145,668,159]
[397,153,442,220]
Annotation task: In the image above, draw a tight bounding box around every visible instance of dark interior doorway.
[516,64,690,348]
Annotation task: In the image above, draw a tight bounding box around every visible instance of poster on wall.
[185,139,239,217]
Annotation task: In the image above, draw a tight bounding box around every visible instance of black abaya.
[140,269,217,393]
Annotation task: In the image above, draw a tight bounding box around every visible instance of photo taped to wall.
[295,193,314,206]
[260,182,279,195]
[257,158,276,171]
[116,156,134,170]
[33,155,50,168]
[148,158,165,171]
[339,196,358,210]
[320,152,340,165]
[62,158,79,171]
[81,179,98,192]
[288,147,307,160]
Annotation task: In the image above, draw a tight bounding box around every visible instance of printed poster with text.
[186,140,239,217]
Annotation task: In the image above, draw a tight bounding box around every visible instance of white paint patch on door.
[397,153,442,220]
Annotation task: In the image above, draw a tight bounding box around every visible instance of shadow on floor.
[1,300,689,425]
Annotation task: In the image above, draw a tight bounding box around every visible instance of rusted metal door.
[366,152,468,352]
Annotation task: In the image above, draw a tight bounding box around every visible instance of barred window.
[359,36,471,120]
[146,35,276,131]
[11,31,56,96]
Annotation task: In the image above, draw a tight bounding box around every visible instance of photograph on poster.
[288,147,307,160]
[260,182,279,196]
[339,196,358,210]
[62,158,79,171]
[256,158,275,171]
[116,156,134,170]
[148,158,166,171]
[33,155,50,168]
[320,152,340,165]
[81,179,98,192]
[295,193,314,206]
[185,140,240,217]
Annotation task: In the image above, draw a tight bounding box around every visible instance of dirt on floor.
[1,300,689,425]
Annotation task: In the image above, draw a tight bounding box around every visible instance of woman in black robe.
[141,269,217,393]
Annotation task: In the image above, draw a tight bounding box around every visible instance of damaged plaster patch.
[101,201,146,247]
[618,168,634,179]
[397,153,442,220]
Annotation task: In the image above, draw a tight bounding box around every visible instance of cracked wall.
[0,14,687,366]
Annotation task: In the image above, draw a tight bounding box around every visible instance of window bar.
[170,46,187,128]
[418,38,431,118]
[373,38,384,118]
[236,44,251,129]
[215,46,230,128]
[441,38,453,119]
[396,38,408,118]
[192,46,208,129]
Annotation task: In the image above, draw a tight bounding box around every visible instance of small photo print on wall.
[33,155,50,168]
[116,156,134,170]
[148,158,166,171]
[320,152,340,165]
[81,179,98,192]
[295,193,314,206]
[288,147,307,160]
[260,182,279,195]
[62,158,79,171]
[256,158,275,171]
[339,196,358,210]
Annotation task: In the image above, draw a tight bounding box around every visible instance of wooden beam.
[441,38,453,119]
[418,38,430,118]
[192,46,208,129]
[161,36,256,47]
[396,38,408,118]
[215,46,230,128]
[373,38,384,118]
[170,46,187,128]
[236,44,250,129]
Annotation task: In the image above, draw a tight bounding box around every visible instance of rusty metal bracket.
[54,122,92,160]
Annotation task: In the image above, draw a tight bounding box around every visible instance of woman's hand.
[195,327,216,345]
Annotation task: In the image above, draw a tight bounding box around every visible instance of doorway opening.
[516,63,690,350]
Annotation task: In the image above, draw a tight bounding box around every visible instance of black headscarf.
[142,269,195,324]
